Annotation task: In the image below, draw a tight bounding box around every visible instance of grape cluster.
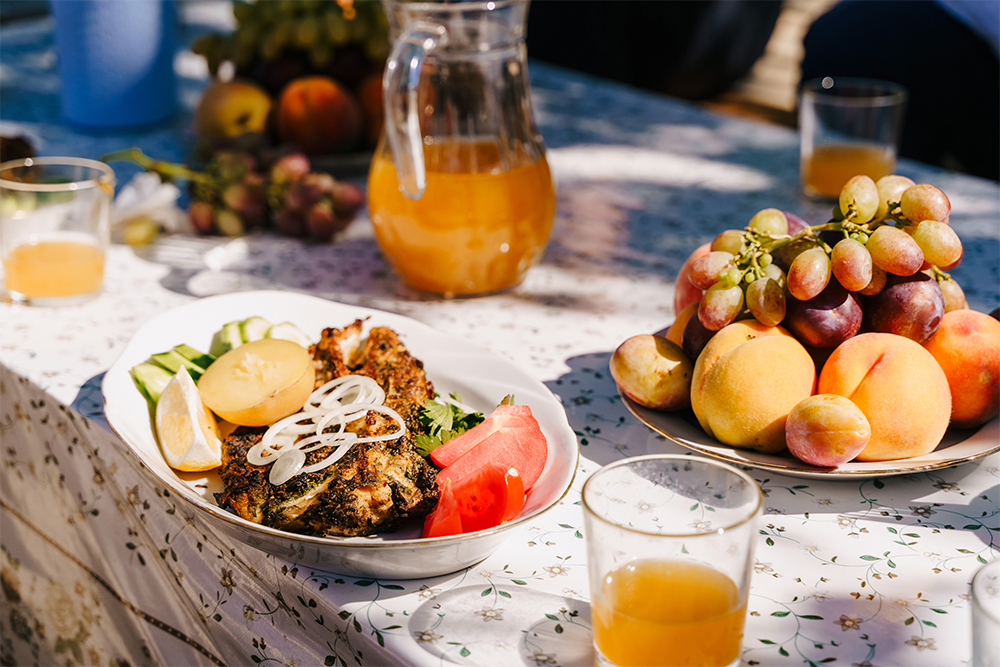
[192,0,389,96]
[105,148,364,243]
[687,175,965,350]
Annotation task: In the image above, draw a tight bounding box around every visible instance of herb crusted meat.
[216,320,440,537]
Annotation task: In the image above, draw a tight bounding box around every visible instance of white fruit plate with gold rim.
[623,394,1000,480]
[103,291,579,579]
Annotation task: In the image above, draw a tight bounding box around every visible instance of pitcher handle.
[383,22,446,200]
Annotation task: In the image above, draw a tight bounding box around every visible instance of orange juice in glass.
[1,157,114,306]
[373,0,554,296]
[800,77,906,200]
[582,455,762,667]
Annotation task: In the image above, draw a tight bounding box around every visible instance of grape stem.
[102,148,212,185]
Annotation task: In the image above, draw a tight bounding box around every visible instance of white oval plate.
[103,291,579,578]
[623,394,999,480]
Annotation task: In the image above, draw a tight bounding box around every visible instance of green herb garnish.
[415,392,485,457]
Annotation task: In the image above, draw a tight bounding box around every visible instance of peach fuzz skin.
[818,333,951,461]
[923,309,1000,429]
[691,321,815,453]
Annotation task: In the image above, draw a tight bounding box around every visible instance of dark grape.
[785,282,863,348]
[305,200,343,242]
[329,181,365,218]
[782,211,810,235]
[274,208,307,237]
[682,310,715,362]
[270,153,311,185]
[864,273,945,343]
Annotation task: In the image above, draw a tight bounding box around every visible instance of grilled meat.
[216,321,440,537]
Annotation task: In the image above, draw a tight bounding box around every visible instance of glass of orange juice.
[582,455,763,667]
[1,157,114,306]
[800,77,907,200]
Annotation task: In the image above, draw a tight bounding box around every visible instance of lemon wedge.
[155,370,223,471]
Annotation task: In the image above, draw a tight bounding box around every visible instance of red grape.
[866,225,924,276]
[839,175,879,224]
[698,281,744,331]
[788,246,832,301]
[746,277,785,327]
[874,174,914,221]
[912,220,963,269]
[899,184,951,223]
[690,251,736,290]
[830,238,873,292]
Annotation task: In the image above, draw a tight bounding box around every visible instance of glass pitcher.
[368,0,555,297]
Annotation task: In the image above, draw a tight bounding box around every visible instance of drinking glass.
[800,77,907,200]
[1,157,115,306]
[368,0,555,297]
[972,559,1000,667]
[582,455,763,667]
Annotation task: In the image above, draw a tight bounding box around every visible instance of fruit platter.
[102,291,579,578]
[611,174,1000,478]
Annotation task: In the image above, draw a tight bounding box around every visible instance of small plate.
[623,394,1000,480]
[103,291,579,578]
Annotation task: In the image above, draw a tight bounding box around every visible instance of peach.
[665,301,698,349]
[818,333,951,461]
[691,321,816,453]
[610,335,692,411]
[923,310,1000,428]
[673,243,710,315]
[278,76,363,155]
[786,395,871,467]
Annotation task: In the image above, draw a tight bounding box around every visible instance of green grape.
[711,229,746,255]
[260,31,284,62]
[830,202,845,221]
[748,208,788,236]
[938,277,968,312]
[232,1,255,23]
[689,251,735,290]
[698,281,745,331]
[874,174,914,220]
[859,264,887,296]
[787,246,831,301]
[866,225,923,276]
[830,238,872,292]
[759,253,772,268]
[746,277,785,327]
[310,44,333,68]
[762,262,786,288]
[912,220,963,268]
[839,175,879,224]
[899,184,951,223]
[215,208,245,237]
[365,36,390,62]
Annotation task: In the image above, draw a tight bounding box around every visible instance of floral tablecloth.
[2,6,999,667]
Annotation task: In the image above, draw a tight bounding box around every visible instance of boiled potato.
[198,338,315,426]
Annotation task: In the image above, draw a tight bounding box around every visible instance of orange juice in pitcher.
[371,0,554,296]
[368,140,554,295]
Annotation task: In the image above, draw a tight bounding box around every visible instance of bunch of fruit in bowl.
[611,174,1000,468]
[191,0,387,156]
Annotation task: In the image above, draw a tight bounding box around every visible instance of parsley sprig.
[415,393,513,457]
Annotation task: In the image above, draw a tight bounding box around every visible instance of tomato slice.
[422,480,462,538]
[450,464,526,533]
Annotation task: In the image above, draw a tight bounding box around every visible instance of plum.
[864,273,944,343]
[785,281,863,348]
[610,335,692,411]
[786,395,871,467]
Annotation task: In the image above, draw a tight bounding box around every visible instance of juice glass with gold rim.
[582,455,763,667]
[800,77,907,200]
[0,157,114,306]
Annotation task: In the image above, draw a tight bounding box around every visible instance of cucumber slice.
[265,321,313,348]
[149,350,204,380]
[239,316,272,344]
[173,344,215,370]
[130,362,173,405]
[209,321,243,357]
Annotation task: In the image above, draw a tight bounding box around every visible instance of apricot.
[610,335,692,411]
[665,301,698,349]
[923,310,1000,428]
[818,333,950,461]
[673,243,711,315]
[786,395,871,467]
[691,321,815,453]
[278,76,363,155]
